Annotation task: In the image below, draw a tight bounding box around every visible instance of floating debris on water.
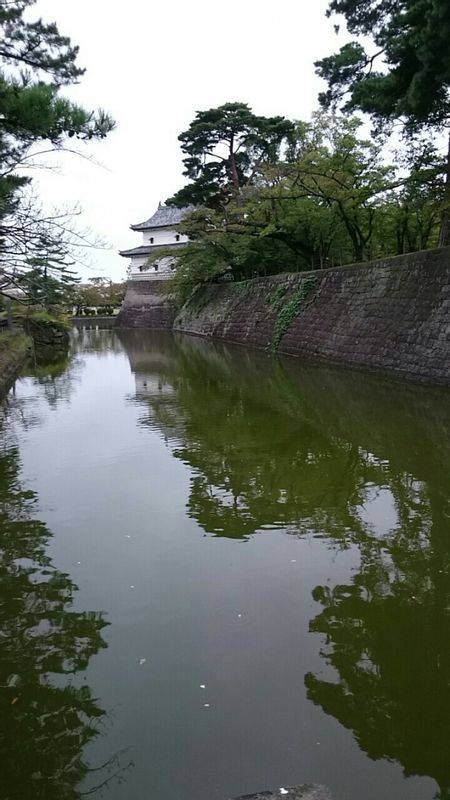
[139,658,146,666]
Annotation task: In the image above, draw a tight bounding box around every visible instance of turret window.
[175,234,180,242]
[150,237,154,244]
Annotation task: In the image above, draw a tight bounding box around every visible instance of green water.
[1,329,449,800]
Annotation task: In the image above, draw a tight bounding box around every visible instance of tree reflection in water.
[0,386,123,799]
[118,329,450,799]
[305,480,450,799]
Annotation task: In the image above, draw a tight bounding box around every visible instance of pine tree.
[167,102,294,208]
[0,0,115,298]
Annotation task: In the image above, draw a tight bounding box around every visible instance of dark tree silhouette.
[306,481,450,799]
[0,414,113,800]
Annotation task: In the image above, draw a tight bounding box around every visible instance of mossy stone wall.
[173,248,450,386]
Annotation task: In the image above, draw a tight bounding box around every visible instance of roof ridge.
[131,204,193,231]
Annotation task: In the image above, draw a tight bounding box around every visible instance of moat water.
[1,328,449,800]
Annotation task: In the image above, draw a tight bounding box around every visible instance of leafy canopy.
[162,110,444,302]
[167,102,294,208]
[315,0,450,129]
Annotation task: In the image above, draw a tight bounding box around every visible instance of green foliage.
[315,0,450,129]
[165,109,445,302]
[0,0,84,84]
[26,310,69,331]
[272,277,318,351]
[0,329,28,355]
[167,102,294,208]
[0,332,30,394]
[0,1,115,297]
[259,113,399,262]
[268,285,287,309]
[23,311,70,364]
[72,279,126,314]
[315,0,450,244]
[19,267,78,309]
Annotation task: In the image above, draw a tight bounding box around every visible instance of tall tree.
[0,0,115,299]
[167,102,294,208]
[315,0,450,244]
[272,114,395,262]
[19,265,78,309]
[159,111,443,299]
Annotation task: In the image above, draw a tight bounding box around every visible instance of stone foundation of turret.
[115,280,177,329]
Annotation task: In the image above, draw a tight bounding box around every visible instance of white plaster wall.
[127,255,147,278]
[124,224,188,280]
[129,255,176,281]
[142,227,189,246]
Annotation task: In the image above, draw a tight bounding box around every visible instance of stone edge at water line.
[228,784,333,800]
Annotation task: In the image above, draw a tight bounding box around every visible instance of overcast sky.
[32,0,346,282]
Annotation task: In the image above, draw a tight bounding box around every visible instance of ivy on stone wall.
[272,277,319,351]
[268,285,288,312]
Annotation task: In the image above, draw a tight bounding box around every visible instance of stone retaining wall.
[71,316,117,327]
[173,248,450,385]
[115,280,177,329]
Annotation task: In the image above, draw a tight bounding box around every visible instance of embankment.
[174,247,450,385]
[71,316,117,328]
[0,332,31,396]
[115,280,177,329]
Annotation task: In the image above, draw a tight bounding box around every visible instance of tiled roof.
[119,242,187,258]
[130,205,193,231]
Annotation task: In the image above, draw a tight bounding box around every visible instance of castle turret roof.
[130,205,192,231]
[119,242,187,258]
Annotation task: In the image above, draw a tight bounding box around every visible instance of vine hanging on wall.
[272,277,319,351]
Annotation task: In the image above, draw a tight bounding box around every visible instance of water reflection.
[305,482,450,799]
[22,355,82,410]
[118,330,450,541]
[117,329,450,796]
[71,327,126,356]
[0,395,112,799]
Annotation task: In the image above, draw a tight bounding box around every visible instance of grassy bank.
[0,331,31,397]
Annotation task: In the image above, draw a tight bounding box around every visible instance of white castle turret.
[116,204,192,329]
[119,203,191,281]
